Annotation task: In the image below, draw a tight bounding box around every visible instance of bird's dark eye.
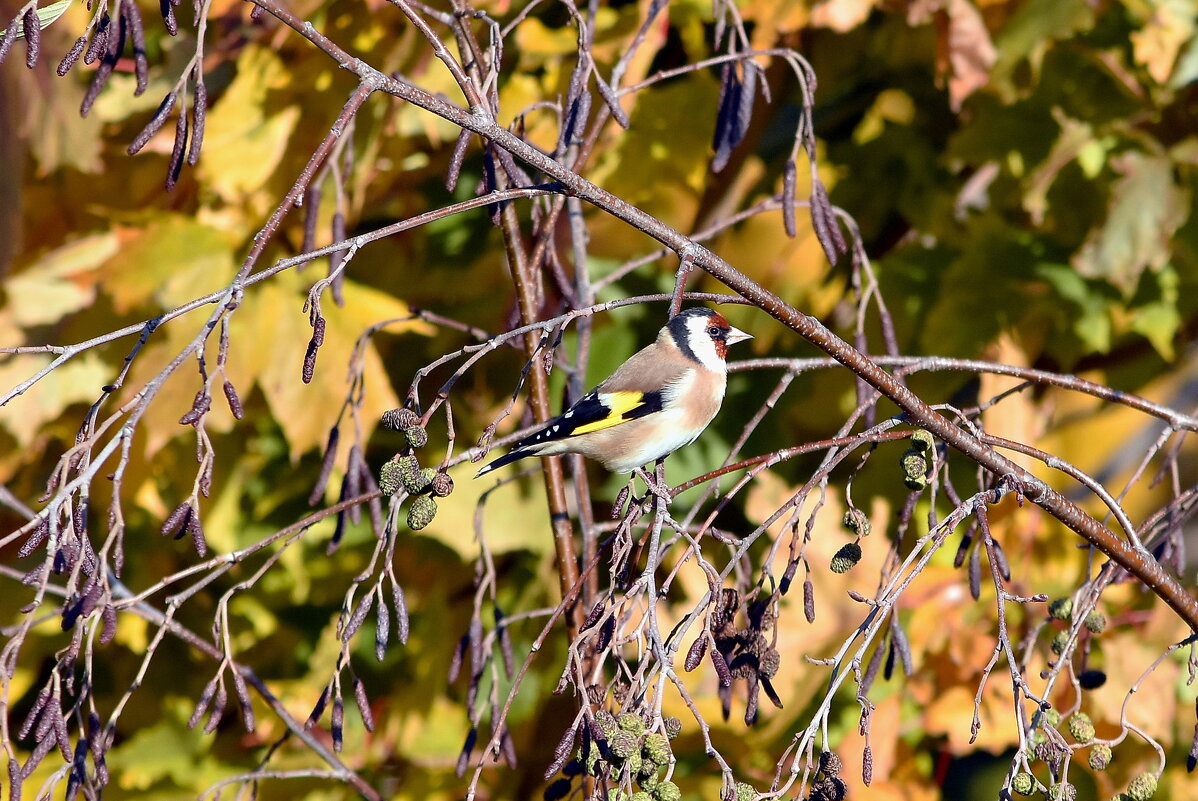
[706,326,722,337]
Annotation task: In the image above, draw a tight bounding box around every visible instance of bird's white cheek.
[697,338,726,373]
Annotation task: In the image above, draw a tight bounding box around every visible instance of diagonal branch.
[247,0,1198,629]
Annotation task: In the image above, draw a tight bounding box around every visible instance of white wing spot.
[564,410,573,418]
[552,425,560,433]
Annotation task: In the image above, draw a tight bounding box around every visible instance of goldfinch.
[476,308,751,476]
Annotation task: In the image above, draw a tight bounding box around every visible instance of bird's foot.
[634,464,673,506]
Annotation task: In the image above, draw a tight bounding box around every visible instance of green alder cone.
[1011,772,1035,796]
[398,455,428,494]
[1126,773,1157,801]
[830,542,862,573]
[378,459,403,496]
[1068,713,1095,744]
[407,495,437,530]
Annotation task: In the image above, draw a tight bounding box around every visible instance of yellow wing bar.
[570,391,649,435]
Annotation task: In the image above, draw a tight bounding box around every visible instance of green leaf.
[1033,262,1112,354]
[0,0,71,39]
[1073,151,1191,295]
[1023,112,1096,225]
[107,701,225,792]
[989,0,1095,100]
[594,75,719,207]
[1129,265,1181,360]
[919,217,1037,358]
[1169,30,1198,88]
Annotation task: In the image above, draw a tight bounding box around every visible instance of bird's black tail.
[475,445,537,477]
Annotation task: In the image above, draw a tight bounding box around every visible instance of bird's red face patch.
[707,312,731,359]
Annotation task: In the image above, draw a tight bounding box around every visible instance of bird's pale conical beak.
[726,327,752,345]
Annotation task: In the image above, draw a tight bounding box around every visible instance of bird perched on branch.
[476,307,751,477]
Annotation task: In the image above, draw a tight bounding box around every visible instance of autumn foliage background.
[2,0,1198,799]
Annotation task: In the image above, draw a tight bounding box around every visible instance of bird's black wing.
[514,389,665,447]
[476,389,665,476]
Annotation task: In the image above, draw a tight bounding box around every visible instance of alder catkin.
[222,380,243,419]
[374,594,389,661]
[57,36,87,75]
[343,593,373,641]
[392,582,409,644]
[122,0,147,94]
[352,677,374,731]
[127,92,177,155]
[710,648,732,687]
[684,635,708,672]
[165,107,188,191]
[203,685,227,734]
[100,605,117,644]
[331,694,343,751]
[305,685,330,728]
[18,517,50,558]
[160,502,191,537]
[187,73,206,165]
[302,340,318,383]
[0,12,19,64]
[187,677,219,729]
[782,159,797,237]
[22,7,39,68]
[83,15,109,64]
[160,0,177,35]
[231,670,254,731]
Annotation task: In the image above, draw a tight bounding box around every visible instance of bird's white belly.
[606,411,702,473]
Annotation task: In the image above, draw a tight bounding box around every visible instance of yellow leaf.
[199,45,301,202]
[108,700,225,791]
[921,683,1011,752]
[978,335,1041,473]
[514,17,580,59]
[592,74,719,221]
[116,312,235,457]
[837,696,935,797]
[14,66,105,175]
[226,270,432,461]
[230,595,279,644]
[1129,0,1195,84]
[1023,112,1096,225]
[397,696,472,763]
[497,72,561,151]
[432,463,553,558]
[0,353,111,447]
[738,0,807,43]
[96,217,235,314]
[854,89,917,145]
[114,614,149,653]
[1073,151,1190,295]
[3,233,115,326]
